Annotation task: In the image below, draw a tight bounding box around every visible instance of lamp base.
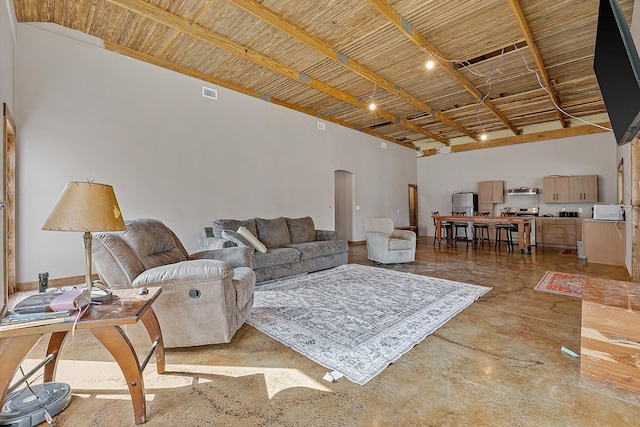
[90,280,113,302]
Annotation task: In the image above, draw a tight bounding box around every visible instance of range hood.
[507,187,539,195]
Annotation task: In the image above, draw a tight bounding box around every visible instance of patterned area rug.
[247,264,491,385]
[534,271,587,298]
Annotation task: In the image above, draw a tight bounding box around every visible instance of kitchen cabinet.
[538,218,577,246]
[478,180,504,213]
[582,219,625,265]
[543,175,598,203]
[543,176,569,203]
[569,175,598,202]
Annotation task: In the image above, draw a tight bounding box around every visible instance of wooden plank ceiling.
[13,0,632,155]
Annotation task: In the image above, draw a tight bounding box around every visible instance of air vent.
[317,121,326,131]
[202,86,217,100]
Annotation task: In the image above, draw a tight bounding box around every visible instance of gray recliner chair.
[362,217,416,264]
[92,218,255,348]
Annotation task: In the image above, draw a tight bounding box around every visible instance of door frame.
[3,103,16,309]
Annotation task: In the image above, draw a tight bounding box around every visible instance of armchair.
[362,218,416,264]
[92,218,255,348]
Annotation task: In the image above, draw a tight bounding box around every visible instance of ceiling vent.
[202,86,217,100]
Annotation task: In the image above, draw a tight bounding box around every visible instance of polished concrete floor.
[11,238,640,426]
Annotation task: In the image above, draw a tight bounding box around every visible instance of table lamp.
[42,181,126,300]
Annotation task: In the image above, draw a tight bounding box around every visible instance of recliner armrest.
[132,259,234,287]
[189,246,254,269]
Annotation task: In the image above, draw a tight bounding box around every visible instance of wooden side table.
[0,287,165,425]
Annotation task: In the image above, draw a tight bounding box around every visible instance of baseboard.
[15,274,99,293]
[348,240,366,245]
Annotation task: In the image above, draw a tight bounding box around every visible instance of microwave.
[593,204,623,221]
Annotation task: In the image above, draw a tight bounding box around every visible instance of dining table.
[433,215,533,254]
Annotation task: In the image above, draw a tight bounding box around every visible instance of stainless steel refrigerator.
[452,192,478,240]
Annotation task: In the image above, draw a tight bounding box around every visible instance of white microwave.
[593,204,623,220]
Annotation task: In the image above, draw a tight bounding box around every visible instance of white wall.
[14,23,417,283]
[0,0,14,111]
[418,133,619,237]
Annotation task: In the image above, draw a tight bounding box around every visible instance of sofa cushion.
[255,217,291,248]
[222,229,252,248]
[212,219,257,238]
[283,240,348,261]
[237,226,267,253]
[252,247,300,269]
[286,216,316,243]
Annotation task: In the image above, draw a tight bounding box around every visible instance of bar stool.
[472,212,491,246]
[495,212,515,251]
[451,211,470,247]
[432,211,452,246]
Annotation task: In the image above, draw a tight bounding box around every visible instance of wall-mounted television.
[594,0,640,145]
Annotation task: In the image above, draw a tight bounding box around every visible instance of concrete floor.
[10,239,640,426]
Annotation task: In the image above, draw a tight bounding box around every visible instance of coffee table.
[0,287,165,425]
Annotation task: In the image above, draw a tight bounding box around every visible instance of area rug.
[534,271,586,298]
[247,264,491,385]
[560,249,576,255]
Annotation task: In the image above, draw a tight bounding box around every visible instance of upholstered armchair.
[362,218,416,264]
[92,218,256,348]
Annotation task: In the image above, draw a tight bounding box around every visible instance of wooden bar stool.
[472,212,490,246]
[495,212,515,251]
[432,211,452,246]
[451,211,470,247]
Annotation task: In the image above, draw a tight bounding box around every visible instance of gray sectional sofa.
[198,216,348,283]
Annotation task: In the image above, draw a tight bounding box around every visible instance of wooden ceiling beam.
[507,0,567,128]
[228,0,477,142]
[368,0,520,136]
[104,41,415,149]
[420,122,611,157]
[155,0,216,58]
[105,0,445,144]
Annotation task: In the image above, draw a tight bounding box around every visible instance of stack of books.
[0,288,90,331]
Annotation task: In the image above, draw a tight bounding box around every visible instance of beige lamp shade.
[42,181,126,232]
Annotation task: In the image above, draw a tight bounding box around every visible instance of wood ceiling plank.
[105,0,445,144]
[228,0,477,141]
[368,0,520,136]
[507,0,566,128]
[420,122,611,157]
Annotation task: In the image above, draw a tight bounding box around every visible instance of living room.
[2,1,640,425]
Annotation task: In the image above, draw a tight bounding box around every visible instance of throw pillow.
[255,217,291,248]
[286,216,316,243]
[221,229,252,248]
[237,226,267,253]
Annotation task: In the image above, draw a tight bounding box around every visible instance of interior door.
[408,184,418,228]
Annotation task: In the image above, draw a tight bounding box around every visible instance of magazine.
[12,288,90,314]
[0,309,85,331]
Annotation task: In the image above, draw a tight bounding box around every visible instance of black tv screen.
[594,0,640,145]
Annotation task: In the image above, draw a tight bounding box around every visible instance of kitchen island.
[433,215,533,254]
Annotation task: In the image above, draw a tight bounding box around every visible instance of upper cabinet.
[478,180,504,204]
[543,175,598,203]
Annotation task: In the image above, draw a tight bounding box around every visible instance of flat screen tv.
[594,0,640,145]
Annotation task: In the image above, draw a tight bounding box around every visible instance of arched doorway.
[334,170,354,241]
